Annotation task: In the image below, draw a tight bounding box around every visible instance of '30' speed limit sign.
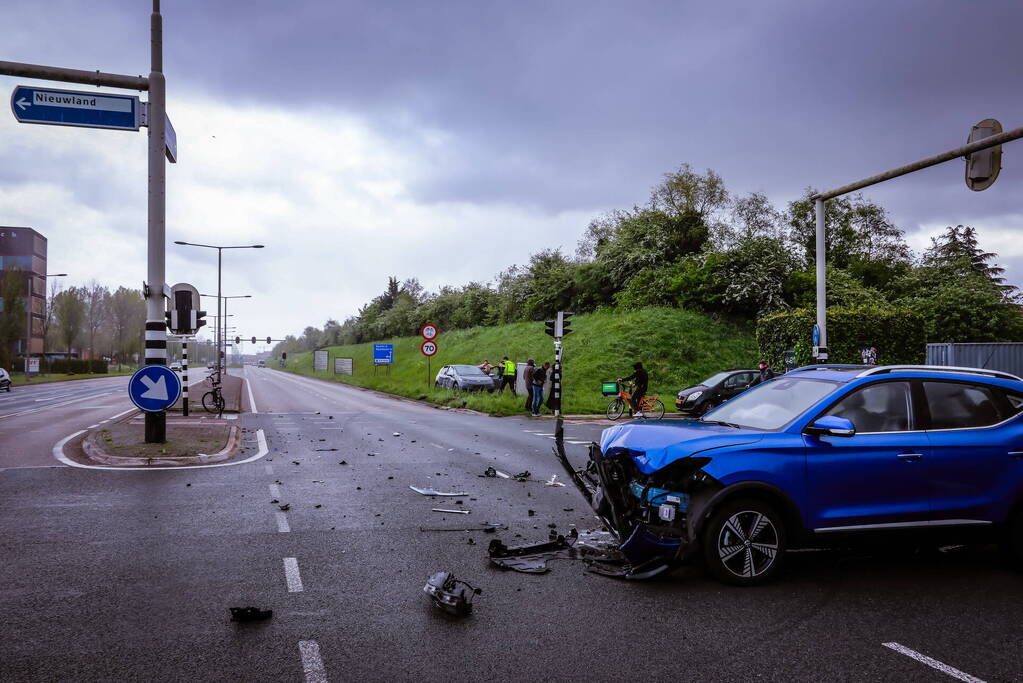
[421,340,437,356]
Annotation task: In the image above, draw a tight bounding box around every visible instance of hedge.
[757,307,927,368]
[45,359,110,374]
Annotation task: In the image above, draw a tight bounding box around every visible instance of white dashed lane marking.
[298,640,327,683]
[275,512,291,533]
[283,557,304,592]
[269,483,282,498]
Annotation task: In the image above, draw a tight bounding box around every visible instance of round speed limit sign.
[421,323,438,340]
[421,340,438,356]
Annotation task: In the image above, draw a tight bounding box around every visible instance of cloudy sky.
[2,0,1022,348]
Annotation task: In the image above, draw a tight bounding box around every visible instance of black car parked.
[434,364,498,392]
[675,369,757,414]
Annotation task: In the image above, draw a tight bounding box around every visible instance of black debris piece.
[513,471,531,482]
[278,503,290,511]
[314,504,322,509]
[483,466,497,478]
[387,476,394,480]
[487,532,578,574]
[563,508,575,512]
[270,499,279,504]
[314,448,338,451]
[292,460,300,465]
[339,460,348,465]
[230,607,273,622]
[528,510,535,517]
[548,523,557,529]
[329,416,334,419]
[186,483,191,487]
[356,486,362,490]
[423,572,481,617]
[467,538,475,545]
[411,440,417,443]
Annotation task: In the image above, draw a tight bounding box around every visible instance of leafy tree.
[923,225,1016,299]
[649,163,728,219]
[53,287,86,360]
[716,237,800,316]
[523,249,576,320]
[109,286,144,365]
[594,209,709,283]
[726,192,786,246]
[0,268,25,369]
[82,281,109,361]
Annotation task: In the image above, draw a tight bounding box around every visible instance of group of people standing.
[477,356,552,416]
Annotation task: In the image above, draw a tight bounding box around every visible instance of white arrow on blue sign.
[10,85,140,131]
[128,365,182,413]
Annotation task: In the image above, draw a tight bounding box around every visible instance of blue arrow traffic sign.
[10,85,140,131]
[128,365,182,413]
[812,324,821,347]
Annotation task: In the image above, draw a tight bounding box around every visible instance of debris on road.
[410,486,469,497]
[418,522,507,532]
[339,460,348,465]
[278,503,290,511]
[432,508,470,515]
[545,474,566,487]
[313,448,338,451]
[513,471,531,482]
[487,532,578,574]
[393,432,401,437]
[230,607,273,622]
[423,571,481,617]
[482,467,511,479]
[314,504,322,508]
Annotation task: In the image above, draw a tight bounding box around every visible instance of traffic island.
[81,414,239,467]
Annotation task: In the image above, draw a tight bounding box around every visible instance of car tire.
[702,498,786,586]
[700,401,717,415]
[453,382,461,391]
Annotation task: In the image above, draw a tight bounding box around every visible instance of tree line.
[0,276,217,371]
[272,163,1022,357]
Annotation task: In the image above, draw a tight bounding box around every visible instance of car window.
[706,377,839,430]
[1005,392,1023,416]
[824,381,912,432]
[701,372,732,387]
[923,381,1004,429]
[452,365,485,376]
[723,373,747,389]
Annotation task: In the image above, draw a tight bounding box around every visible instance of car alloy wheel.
[703,499,785,586]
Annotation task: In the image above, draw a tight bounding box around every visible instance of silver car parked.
[434,364,497,392]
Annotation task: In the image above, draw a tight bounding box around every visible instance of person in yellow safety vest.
[498,356,517,395]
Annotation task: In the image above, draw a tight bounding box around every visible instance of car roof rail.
[857,365,1023,381]
[791,364,869,372]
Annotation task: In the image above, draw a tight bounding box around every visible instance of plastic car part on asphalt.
[487,528,671,579]
[423,572,481,617]
[409,486,469,496]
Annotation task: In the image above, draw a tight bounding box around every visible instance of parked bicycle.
[202,372,225,414]
[605,380,665,420]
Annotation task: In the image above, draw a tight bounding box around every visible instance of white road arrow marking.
[15,97,30,111]
[139,375,168,401]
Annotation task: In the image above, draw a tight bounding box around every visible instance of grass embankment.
[278,307,758,416]
[11,368,135,387]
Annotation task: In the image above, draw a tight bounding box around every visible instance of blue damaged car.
[568,365,1023,585]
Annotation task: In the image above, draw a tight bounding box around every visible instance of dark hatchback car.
[434,364,498,392]
[675,369,757,414]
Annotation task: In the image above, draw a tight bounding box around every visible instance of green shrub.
[757,307,926,368]
[46,359,109,374]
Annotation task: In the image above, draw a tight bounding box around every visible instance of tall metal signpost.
[811,120,1023,360]
[1,1,173,442]
[544,311,573,443]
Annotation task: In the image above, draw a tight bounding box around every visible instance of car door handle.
[1009,451,1023,459]
[897,452,924,461]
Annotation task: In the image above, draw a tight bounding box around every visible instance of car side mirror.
[805,415,855,438]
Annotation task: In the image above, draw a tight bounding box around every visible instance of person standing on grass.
[522,359,536,412]
[499,356,517,394]
[531,362,549,416]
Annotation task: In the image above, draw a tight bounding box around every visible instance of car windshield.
[703,377,839,430]
[452,365,485,376]
[700,371,732,387]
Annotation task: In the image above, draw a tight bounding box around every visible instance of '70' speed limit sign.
[421,340,438,356]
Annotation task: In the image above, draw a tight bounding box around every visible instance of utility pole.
[144,0,168,442]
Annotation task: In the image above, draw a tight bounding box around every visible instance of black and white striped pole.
[182,339,189,417]
[143,0,168,443]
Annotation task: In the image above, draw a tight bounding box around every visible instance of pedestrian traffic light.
[251,336,256,344]
[558,311,574,337]
[194,310,207,331]
[235,336,240,346]
[544,319,557,337]
[266,336,272,345]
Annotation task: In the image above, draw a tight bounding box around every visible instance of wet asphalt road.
[1,366,1021,682]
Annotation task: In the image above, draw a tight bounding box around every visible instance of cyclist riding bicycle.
[618,361,649,417]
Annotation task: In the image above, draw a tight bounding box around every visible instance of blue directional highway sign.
[374,344,394,365]
[11,85,140,131]
[128,365,182,413]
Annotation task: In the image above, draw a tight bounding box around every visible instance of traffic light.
[544,319,557,337]
[194,310,207,331]
[282,352,287,360]
[558,311,574,337]
[266,336,271,345]
[251,336,256,344]
[164,310,173,330]
[235,336,240,346]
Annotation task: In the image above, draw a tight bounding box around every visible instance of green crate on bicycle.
[601,381,619,396]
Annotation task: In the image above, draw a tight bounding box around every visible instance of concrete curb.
[81,423,240,468]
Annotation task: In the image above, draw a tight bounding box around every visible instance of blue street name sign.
[373,344,394,365]
[128,365,182,413]
[11,85,140,131]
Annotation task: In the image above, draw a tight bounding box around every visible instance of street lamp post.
[173,241,262,377]
[200,294,250,374]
